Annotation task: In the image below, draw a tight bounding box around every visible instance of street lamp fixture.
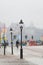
[19,19,24,59]
[10,28,13,55]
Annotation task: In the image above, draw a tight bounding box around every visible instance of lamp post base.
[20,48,23,59]
[11,43,13,55]
[4,46,5,55]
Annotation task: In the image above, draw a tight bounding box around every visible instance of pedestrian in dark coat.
[16,40,19,48]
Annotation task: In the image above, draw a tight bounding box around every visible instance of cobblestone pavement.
[0,55,36,65]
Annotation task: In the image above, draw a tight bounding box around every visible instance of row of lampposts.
[2,20,24,59]
[0,20,33,59]
[10,19,24,59]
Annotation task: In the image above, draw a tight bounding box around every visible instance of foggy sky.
[0,0,43,29]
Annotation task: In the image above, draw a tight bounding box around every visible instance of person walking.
[16,40,19,48]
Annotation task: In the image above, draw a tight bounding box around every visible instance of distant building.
[0,22,43,45]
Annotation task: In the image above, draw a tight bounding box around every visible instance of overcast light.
[0,0,43,28]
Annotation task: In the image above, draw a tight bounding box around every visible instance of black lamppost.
[10,28,13,55]
[3,34,6,55]
[3,30,6,55]
[19,19,24,59]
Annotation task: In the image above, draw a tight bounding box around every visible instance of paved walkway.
[0,55,36,65]
[0,46,43,65]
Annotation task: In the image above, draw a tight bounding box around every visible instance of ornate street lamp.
[19,19,24,59]
[10,28,13,55]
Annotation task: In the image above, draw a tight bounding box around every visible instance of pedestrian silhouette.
[16,40,19,48]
